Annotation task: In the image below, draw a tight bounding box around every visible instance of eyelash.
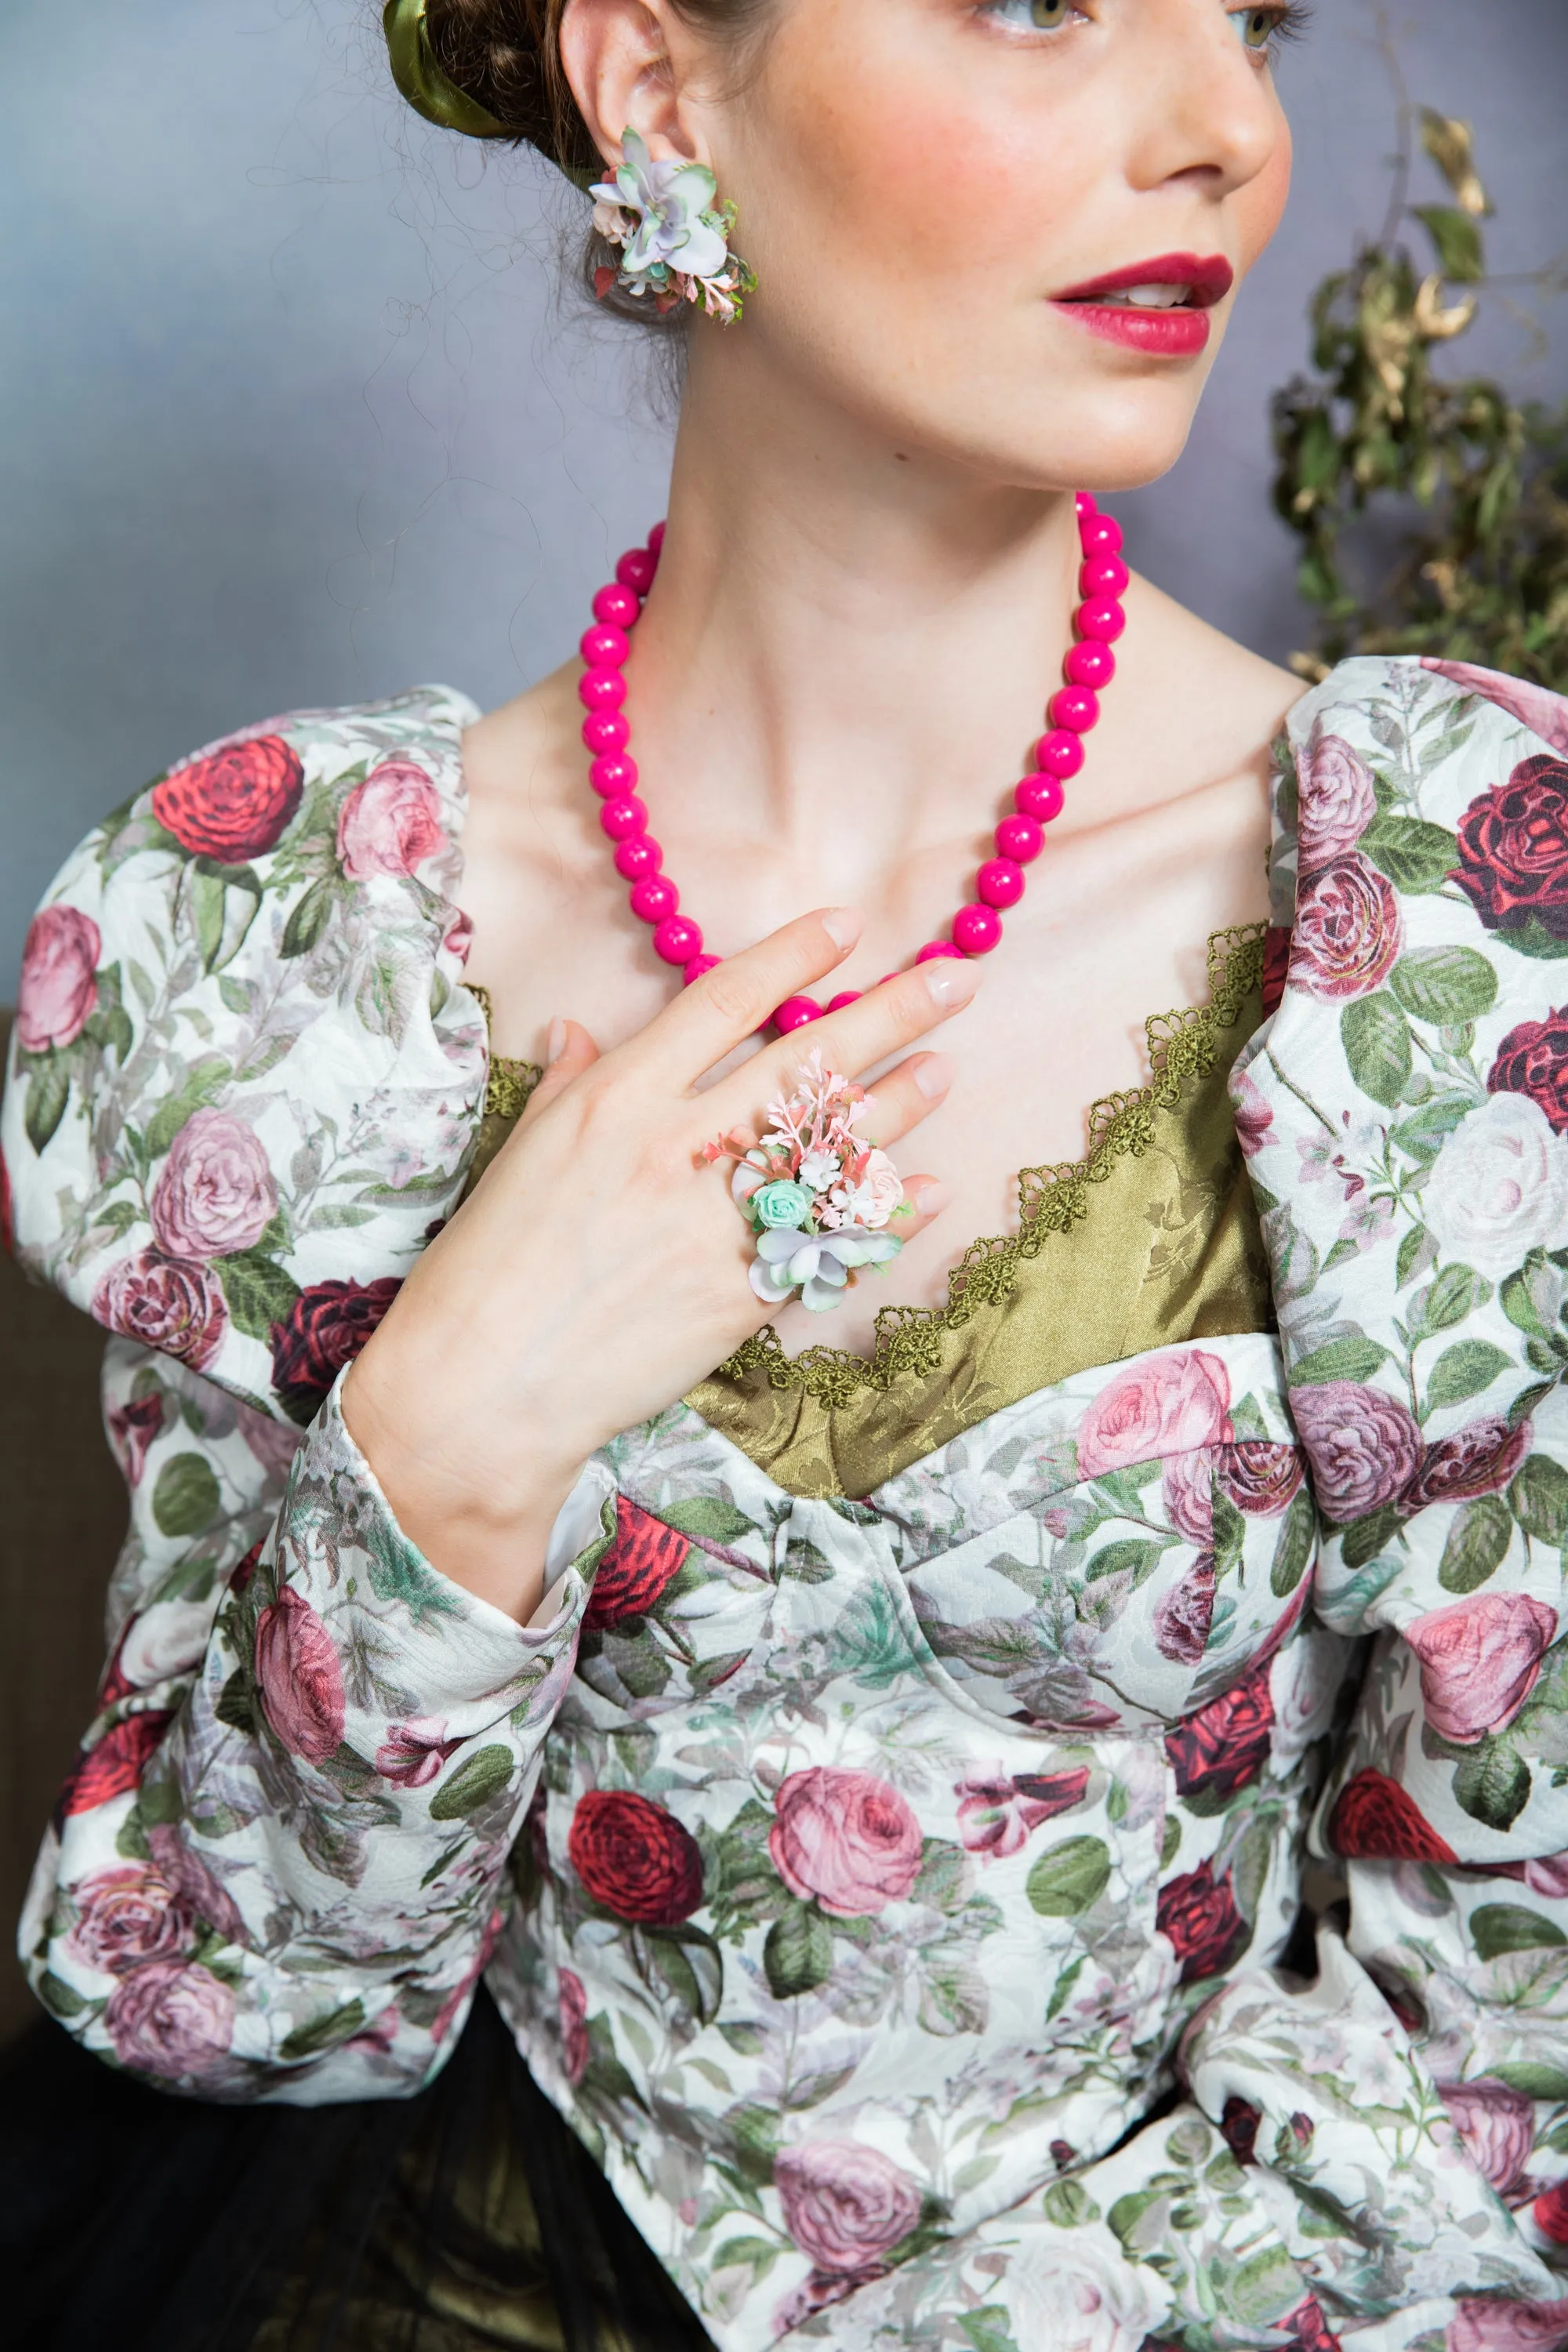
[977,2,1312,58]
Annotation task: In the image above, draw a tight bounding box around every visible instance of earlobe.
[558,0,708,173]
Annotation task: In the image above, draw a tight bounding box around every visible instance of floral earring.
[590,129,756,324]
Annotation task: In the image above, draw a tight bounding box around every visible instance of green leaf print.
[218,1249,303,1341]
[1453,1742,1531,1832]
[1412,1264,1490,1335]
[151,1452,221,1540]
[1340,1504,1403,1571]
[1341,991,1411,1107]
[279,1998,367,2061]
[429,1744,515,1820]
[916,1951,989,2038]
[280,874,336,960]
[1391,1100,1473,1172]
[1289,1335,1392,1386]
[1388,945,1498,1025]
[1086,1537,1163,1586]
[763,1903,833,1999]
[1269,1489,1316,1599]
[1470,1904,1567,1962]
[1493,2061,1568,2101]
[23,1053,71,1155]
[1042,2177,1101,2229]
[1492,914,1568,962]
[1025,1835,1111,1918]
[1439,1495,1514,1593]
[144,1057,234,1159]
[1358,814,1461,894]
[1511,1455,1568,1546]
[1424,1340,1512,1411]
[1501,1253,1565,1340]
[658,1497,758,1548]
[960,2310,1022,2352]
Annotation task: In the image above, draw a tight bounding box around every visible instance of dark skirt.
[1,1986,715,2352]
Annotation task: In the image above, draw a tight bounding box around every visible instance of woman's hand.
[343,909,975,1621]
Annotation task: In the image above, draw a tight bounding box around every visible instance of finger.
[639,909,865,1087]
[724,958,979,1127]
[518,1018,601,1127]
[893,1174,952,1243]
[848,1052,954,1151]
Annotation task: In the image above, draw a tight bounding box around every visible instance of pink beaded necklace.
[577,492,1127,1033]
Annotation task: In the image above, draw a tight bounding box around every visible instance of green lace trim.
[470,985,543,1120]
[713,924,1266,1411]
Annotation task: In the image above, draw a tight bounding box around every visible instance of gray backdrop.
[4,0,1566,985]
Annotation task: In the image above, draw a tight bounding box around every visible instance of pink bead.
[684,953,719,985]
[598,793,648,842]
[1033,731,1084,781]
[976,857,1025,909]
[590,753,637,797]
[1075,491,1097,519]
[578,666,627,712]
[1065,641,1116,690]
[582,711,630,755]
[1016,771,1066,823]
[648,521,666,556]
[614,833,662,880]
[1050,686,1099,735]
[1076,598,1126,644]
[616,547,657,596]
[630,875,678,924]
[653,915,702,966]
[952,902,1002,956]
[774,996,822,1033]
[826,990,862,1012]
[579,623,630,669]
[916,940,963,963]
[1080,554,1129,598]
[592,583,639,629]
[996,813,1044,863]
[1080,514,1123,557]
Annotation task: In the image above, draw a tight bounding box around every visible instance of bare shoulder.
[1122,569,1305,789]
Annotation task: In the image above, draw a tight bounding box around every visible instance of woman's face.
[684,0,1295,491]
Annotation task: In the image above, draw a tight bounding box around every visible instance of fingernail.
[546,1018,567,1064]
[913,1178,951,1217]
[822,907,863,951]
[922,959,980,1007]
[914,1053,953,1101]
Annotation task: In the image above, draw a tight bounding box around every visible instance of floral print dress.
[8,657,1568,2352]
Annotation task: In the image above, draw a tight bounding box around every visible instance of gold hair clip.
[382,0,509,140]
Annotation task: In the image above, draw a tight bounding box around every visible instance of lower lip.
[1051,301,1212,358]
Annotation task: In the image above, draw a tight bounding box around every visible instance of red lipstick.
[1049,253,1235,358]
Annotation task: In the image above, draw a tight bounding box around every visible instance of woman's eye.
[982,0,1076,31]
[1228,6,1285,51]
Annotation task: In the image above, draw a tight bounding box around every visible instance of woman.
[8,2,1568,2347]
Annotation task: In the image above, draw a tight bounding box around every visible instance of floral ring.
[700,1051,909,1314]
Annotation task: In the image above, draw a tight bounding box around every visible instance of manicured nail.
[546,1018,567,1064]
[912,1178,951,1217]
[914,1053,953,1101]
[922,959,980,1007]
[821,907,863,952]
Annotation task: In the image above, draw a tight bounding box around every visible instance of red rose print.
[769,1767,924,1918]
[269,1276,401,1424]
[254,1588,347,1765]
[583,1497,691,1631]
[1164,1658,1276,1802]
[1218,1441,1304,1517]
[558,1968,590,2085]
[1328,1769,1457,1864]
[955,1766,1089,1857]
[1405,1593,1557,1745]
[1454,756,1568,942]
[1290,855,1402,1000]
[568,1789,705,1925]
[151,735,304,863]
[107,1389,168,1486]
[1537,2183,1568,2246]
[93,1250,227,1370]
[1261,924,1291,1018]
[1283,2301,1339,2352]
[1220,2095,1261,2165]
[375,1716,462,1788]
[1490,1011,1568,1137]
[56,1710,173,1820]
[1402,1417,1533,1512]
[1155,1859,1247,1985]
[16,903,102,1052]
[1152,1559,1216,1664]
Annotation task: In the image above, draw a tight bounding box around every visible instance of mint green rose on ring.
[752,1178,814,1231]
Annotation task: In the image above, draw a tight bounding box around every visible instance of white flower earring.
[590,129,756,324]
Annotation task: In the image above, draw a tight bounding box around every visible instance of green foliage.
[1273,100,1568,688]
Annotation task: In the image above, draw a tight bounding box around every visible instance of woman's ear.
[558,0,711,169]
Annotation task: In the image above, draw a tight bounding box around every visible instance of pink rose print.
[336,761,447,880]
[769,1767,923,1918]
[16,904,101,1052]
[1218,1442,1304,1517]
[1290,855,1402,1000]
[107,1390,168,1486]
[1421,658,1568,758]
[1440,2079,1536,2198]
[1077,1348,1232,1477]
[443,908,474,964]
[104,1958,236,2082]
[775,2139,922,2276]
[254,1588,347,1765]
[1406,1593,1558,1745]
[147,1824,249,1950]
[65,1863,191,1976]
[1287,1381,1422,1524]
[1403,1417,1534,1512]
[1298,728,1377,872]
[1231,1068,1274,1159]
[1449,2302,1568,2352]
[1162,1449,1215,1546]
[149,1109,277,1261]
[558,1968,590,2085]
[93,1250,227,1370]
[375,1717,462,1788]
[1153,1559,1216,1664]
[956,1766,1089,1857]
